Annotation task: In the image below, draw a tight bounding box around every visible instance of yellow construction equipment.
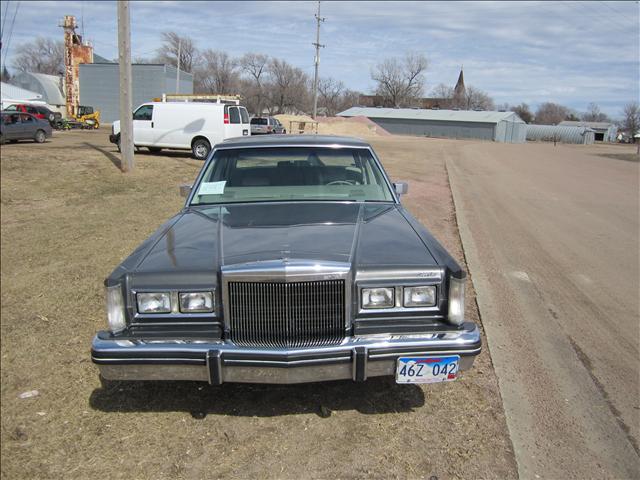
[75,105,100,128]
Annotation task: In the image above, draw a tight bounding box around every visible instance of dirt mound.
[274,114,391,138]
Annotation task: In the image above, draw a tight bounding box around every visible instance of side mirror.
[179,184,192,198]
[393,181,409,197]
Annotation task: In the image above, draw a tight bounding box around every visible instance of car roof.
[218,134,371,149]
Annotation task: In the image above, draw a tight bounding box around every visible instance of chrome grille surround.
[221,260,351,348]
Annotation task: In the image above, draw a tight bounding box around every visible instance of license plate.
[396,355,460,384]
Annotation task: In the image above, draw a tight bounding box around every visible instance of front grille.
[228,280,346,348]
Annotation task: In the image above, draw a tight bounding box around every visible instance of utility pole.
[176,37,181,93]
[117,0,134,172]
[311,0,325,120]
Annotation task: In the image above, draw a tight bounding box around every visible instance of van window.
[229,107,241,124]
[240,107,249,124]
[133,105,153,121]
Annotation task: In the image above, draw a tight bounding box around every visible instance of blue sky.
[1,1,638,117]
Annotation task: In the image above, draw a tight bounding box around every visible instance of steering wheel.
[326,180,356,186]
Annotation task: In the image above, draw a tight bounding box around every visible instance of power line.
[2,1,20,69]
[1,0,10,44]
[560,1,632,31]
[597,0,637,24]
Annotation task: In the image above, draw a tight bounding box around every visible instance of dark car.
[4,103,62,128]
[1,112,53,144]
[250,116,286,135]
[91,135,480,385]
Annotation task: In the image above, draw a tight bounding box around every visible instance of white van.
[110,102,251,160]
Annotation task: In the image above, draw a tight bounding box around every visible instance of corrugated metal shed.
[11,72,65,107]
[558,121,617,142]
[526,124,595,144]
[1,82,43,102]
[339,107,524,123]
[79,63,193,123]
[338,107,526,143]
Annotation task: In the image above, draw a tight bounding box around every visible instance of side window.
[5,105,16,112]
[239,107,249,124]
[133,105,153,121]
[27,106,38,114]
[21,114,34,123]
[229,107,241,124]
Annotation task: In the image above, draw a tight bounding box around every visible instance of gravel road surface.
[446,142,639,479]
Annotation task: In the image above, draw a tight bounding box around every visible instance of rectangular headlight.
[362,287,395,309]
[105,284,126,333]
[179,291,214,313]
[137,292,171,313]
[447,276,465,325]
[403,285,436,307]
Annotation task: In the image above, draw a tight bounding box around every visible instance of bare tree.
[155,31,198,73]
[266,58,310,114]
[239,53,269,114]
[534,102,570,125]
[371,53,428,107]
[511,103,534,123]
[621,102,640,143]
[463,86,495,110]
[195,49,239,94]
[317,77,346,116]
[336,89,361,114]
[582,102,610,122]
[430,83,454,99]
[11,37,64,75]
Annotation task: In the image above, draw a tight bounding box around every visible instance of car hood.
[122,203,439,287]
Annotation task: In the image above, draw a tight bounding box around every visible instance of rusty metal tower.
[60,15,93,117]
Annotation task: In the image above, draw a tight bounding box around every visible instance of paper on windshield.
[197,181,226,195]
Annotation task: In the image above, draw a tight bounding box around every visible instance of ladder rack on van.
[155,94,241,105]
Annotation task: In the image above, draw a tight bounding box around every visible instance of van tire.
[34,130,46,143]
[191,138,211,160]
[148,147,162,154]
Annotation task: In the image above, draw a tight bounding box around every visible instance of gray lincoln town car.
[91,135,481,385]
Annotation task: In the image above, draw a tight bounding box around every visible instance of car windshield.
[251,118,268,125]
[190,147,395,204]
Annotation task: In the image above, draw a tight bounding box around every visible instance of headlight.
[362,287,395,309]
[105,284,126,333]
[403,285,436,307]
[137,292,171,313]
[447,276,465,325]
[179,292,214,313]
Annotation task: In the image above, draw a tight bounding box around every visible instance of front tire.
[191,138,211,160]
[34,130,46,143]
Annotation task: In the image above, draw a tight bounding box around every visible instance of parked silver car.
[250,116,286,135]
[0,111,53,144]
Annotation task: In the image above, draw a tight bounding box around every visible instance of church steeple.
[454,67,466,98]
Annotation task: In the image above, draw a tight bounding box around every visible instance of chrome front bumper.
[91,322,481,384]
